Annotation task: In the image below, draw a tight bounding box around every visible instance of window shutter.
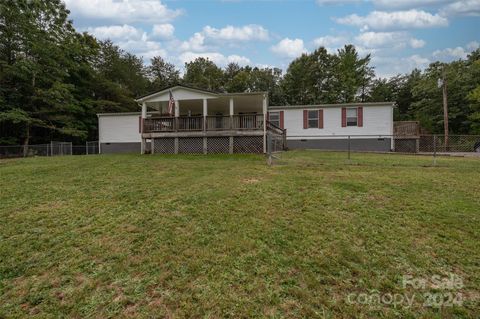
[341,108,347,127]
[303,110,308,129]
[139,116,142,133]
[357,107,363,127]
[280,111,284,129]
[318,109,324,129]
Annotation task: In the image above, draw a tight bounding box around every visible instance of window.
[346,108,358,126]
[308,110,319,128]
[269,112,280,127]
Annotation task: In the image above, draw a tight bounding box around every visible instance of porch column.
[175,100,180,117]
[203,98,208,131]
[141,102,147,154]
[229,98,234,129]
[174,100,180,131]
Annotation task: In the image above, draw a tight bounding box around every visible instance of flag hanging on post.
[168,90,175,116]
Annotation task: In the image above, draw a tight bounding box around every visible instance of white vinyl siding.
[277,106,393,139]
[99,114,141,143]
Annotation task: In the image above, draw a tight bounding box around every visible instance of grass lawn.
[0,151,479,318]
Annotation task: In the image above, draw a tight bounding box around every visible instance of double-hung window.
[307,110,319,128]
[269,112,280,127]
[346,108,358,126]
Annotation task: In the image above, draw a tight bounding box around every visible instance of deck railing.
[143,114,264,133]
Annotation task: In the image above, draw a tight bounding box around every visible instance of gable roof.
[135,85,219,102]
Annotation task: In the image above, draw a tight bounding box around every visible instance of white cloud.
[336,10,449,30]
[202,25,269,41]
[63,0,182,23]
[355,31,425,49]
[433,46,470,59]
[117,39,167,61]
[178,52,251,66]
[373,54,431,77]
[431,42,478,62]
[151,24,174,39]
[372,0,452,8]
[271,38,308,58]
[440,0,480,16]
[180,32,208,52]
[179,24,270,53]
[467,41,480,50]
[313,35,349,48]
[410,38,426,48]
[87,24,145,41]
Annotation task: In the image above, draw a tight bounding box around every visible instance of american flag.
[167,90,175,116]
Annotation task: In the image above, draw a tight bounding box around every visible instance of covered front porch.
[135,86,270,154]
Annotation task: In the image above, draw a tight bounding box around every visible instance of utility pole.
[438,67,449,150]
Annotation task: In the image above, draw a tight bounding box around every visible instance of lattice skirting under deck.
[178,137,204,154]
[153,138,175,154]
[150,136,264,154]
[234,136,264,153]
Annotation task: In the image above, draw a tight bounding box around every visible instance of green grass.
[0,151,479,318]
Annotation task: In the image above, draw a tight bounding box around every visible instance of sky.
[63,0,480,78]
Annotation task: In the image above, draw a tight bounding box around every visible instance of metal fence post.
[347,135,351,160]
[433,135,437,166]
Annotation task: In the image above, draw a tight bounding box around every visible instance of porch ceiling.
[146,94,264,115]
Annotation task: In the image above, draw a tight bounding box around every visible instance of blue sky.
[64,0,479,78]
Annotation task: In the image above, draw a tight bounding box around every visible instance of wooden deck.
[140,115,286,154]
[142,114,264,134]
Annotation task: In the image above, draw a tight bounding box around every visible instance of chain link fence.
[0,141,100,159]
[287,134,480,165]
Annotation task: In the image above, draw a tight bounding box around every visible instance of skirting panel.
[287,138,392,152]
[234,136,264,153]
[179,137,203,154]
[150,136,264,154]
[207,137,230,154]
[100,142,141,154]
[153,138,175,154]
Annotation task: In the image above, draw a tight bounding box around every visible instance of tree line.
[1,0,480,145]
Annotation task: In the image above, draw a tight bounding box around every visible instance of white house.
[98,85,275,154]
[268,102,395,151]
[97,86,394,154]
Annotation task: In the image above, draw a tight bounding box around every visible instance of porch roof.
[135,85,267,104]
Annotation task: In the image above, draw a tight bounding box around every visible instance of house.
[98,85,285,154]
[268,102,395,151]
[97,86,394,154]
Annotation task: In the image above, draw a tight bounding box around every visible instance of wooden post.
[203,99,208,132]
[174,101,180,132]
[141,102,147,154]
[151,138,155,154]
[203,137,207,154]
[174,137,179,154]
[229,98,234,129]
[229,136,234,154]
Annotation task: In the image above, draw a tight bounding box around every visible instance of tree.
[334,45,374,103]
[148,56,180,90]
[0,0,92,144]
[183,57,224,91]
